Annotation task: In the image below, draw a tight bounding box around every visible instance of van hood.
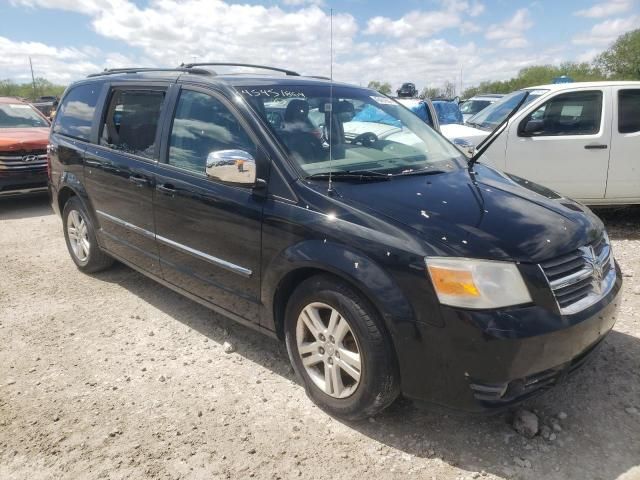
[0,127,50,151]
[330,164,604,263]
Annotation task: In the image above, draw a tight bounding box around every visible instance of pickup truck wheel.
[284,275,399,420]
[62,197,113,273]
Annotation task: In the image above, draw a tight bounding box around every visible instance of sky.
[1,0,639,92]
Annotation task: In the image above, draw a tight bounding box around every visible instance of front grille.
[539,234,614,314]
[0,149,47,171]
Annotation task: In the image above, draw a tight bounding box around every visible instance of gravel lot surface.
[1,196,639,480]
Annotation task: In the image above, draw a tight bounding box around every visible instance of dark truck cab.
[49,65,621,418]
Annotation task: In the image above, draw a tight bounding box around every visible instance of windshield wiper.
[305,170,392,181]
[395,168,447,177]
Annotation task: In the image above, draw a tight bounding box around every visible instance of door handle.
[129,175,150,186]
[156,183,176,195]
[584,144,608,150]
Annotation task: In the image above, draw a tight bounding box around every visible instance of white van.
[442,82,640,205]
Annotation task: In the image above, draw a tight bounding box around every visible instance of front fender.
[262,239,416,337]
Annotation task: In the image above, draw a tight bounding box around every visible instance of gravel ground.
[1,195,639,480]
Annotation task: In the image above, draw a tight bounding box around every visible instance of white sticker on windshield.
[561,105,583,116]
[239,88,305,98]
[527,89,549,96]
[370,96,396,105]
[8,104,32,109]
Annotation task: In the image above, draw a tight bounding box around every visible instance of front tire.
[62,196,113,273]
[284,275,400,420]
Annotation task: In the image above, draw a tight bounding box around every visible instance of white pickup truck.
[441,82,640,205]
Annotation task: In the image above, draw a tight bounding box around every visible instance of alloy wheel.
[296,302,362,398]
[67,210,90,263]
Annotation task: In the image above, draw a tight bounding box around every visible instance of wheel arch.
[264,240,416,342]
[57,185,77,214]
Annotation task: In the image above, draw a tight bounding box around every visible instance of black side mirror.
[520,118,544,136]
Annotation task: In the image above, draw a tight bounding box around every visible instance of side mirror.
[520,118,544,136]
[205,150,256,186]
[452,138,475,158]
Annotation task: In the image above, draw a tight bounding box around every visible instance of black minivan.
[49,65,621,419]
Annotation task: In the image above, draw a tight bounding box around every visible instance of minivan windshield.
[0,103,49,128]
[466,89,548,131]
[238,85,465,178]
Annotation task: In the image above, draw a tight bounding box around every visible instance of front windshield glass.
[467,89,548,130]
[0,103,49,128]
[460,99,491,115]
[238,85,465,177]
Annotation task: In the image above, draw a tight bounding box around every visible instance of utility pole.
[29,57,37,101]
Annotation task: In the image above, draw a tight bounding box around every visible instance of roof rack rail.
[181,62,300,76]
[87,67,212,78]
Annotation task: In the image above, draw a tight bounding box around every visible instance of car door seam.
[96,210,252,277]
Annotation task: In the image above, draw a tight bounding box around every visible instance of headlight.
[425,257,532,309]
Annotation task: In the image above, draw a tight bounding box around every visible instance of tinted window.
[168,90,255,174]
[521,91,603,136]
[53,83,100,141]
[619,89,640,134]
[100,89,165,159]
[0,103,49,128]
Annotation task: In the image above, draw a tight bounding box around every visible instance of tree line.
[0,78,66,100]
[369,28,640,99]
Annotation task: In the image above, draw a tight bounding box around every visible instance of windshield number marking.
[240,89,306,98]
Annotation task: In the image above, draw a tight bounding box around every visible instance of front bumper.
[0,168,48,197]
[397,264,622,412]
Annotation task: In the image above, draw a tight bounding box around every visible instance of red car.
[0,97,50,197]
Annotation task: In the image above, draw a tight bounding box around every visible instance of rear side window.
[619,89,640,134]
[521,91,603,136]
[167,90,255,174]
[100,89,166,159]
[53,83,101,141]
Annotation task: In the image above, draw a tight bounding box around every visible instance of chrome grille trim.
[0,153,47,170]
[539,234,616,315]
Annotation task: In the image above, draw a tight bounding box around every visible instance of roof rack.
[181,63,300,76]
[87,67,212,78]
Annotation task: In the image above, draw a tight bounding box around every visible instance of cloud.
[0,36,102,83]
[9,0,110,15]
[2,0,583,95]
[574,0,633,18]
[485,8,533,48]
[572,15,639,46]
[282,0,325,6]
[364,0,484,38]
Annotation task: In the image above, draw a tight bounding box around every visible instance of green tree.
[462,62,607,98]
[596,28,640,80]
[0,77,66,100]
[367,80,392,95]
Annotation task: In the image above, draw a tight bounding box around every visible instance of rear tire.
[62,196,113,273]
[284,274,400,420]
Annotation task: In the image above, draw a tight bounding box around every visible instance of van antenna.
[327,8,334,194]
